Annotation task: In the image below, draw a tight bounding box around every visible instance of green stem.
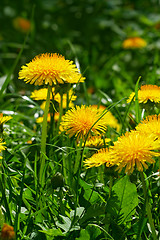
[140,172,157,240]
[39,85,51,188]
[109,175,113,198]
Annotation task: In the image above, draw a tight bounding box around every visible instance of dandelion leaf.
[112,175,139,224]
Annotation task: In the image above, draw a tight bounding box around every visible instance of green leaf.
[112,175,139,224]
[75,229,90,240]
[39,228,64,238]
[79,179,103,204]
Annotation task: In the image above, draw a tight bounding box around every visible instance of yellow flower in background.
[31,87,76,109]
[136,114,160,138]
[122,37,147,49]
[36,114,51,123]
[127,85,160,104]
[93,105,120,131]
[84,148,113,168]
[30,88,51,100]
[0,223,15,240]
[0,139,6,159]
[109,130,160,174]
[13,17,31,33]
[36,112,60,123]
[19,53,85,86]
[82,136,111,148]
[0,114,12,125]
[60,105,108,140]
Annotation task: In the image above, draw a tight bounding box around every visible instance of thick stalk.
[39,85,51,188]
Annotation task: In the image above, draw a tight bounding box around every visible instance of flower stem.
[39,85,51,189]
[140,172,157,240]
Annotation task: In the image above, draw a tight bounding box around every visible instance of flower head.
[127,85,160,104]
[0,114,12,125]
[110,130,160,174]
[84,148,113,168]
[19,53,85,86]
[0,223,15,240]
[31,87,76,108]
[60,105,108,139]
[93,105,120,131]
[13,17,31,33]
[136,114,160,138]
[0,139,6,158]
[122,37,147,49]
[82,136,111,148]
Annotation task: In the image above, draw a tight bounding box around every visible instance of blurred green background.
[1,0,160,100]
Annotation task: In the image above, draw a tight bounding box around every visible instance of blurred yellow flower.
[136,114,160,138]
[31,88,76,108]
[0,114,12,125]
[82,136,111,148]
[109,130,160,174]
[84,148,113,168]
[60,105,108,140]
[36,112,59,123]
[13,17,31,33]
[0,223,15,240]
[19,53,85,86]
[122,37,147,49]
[127,85,160,104]
[36,114,51,123]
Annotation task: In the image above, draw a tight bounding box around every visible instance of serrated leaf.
[112,175,139,223]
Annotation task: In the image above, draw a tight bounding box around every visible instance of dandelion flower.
[0,114,12,133]
[81,136,111,148]
[36,114,51,123]
[110,130,160,174]
[0,223,15,240]
[127,85,160,104]
[93,105,120,131]
[0,114,12,125]
[19,53,85,86]
[60,105,108,139]
[36,112,60,123]
[84,148,113,168]
[0,139,6,157]
[31,87,76,108]
[136,114,160,138]
[122,37,147,49]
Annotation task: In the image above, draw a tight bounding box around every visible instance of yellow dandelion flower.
[60,105,108,139]
[127,85,160,104]
[0,223,15,240]
[136,114,160,138]
[84,148,113,168]
[36,112,60,123]
[93,105,120,131]
[122,37,147,49]
[31,87,76,109]
[110,130,160,174]
[0,139,6,159]
[30,88,51,100]
[36,113,51,123]
[0,114,12,125]
[19,53,85,86]
[81,136,111,148]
